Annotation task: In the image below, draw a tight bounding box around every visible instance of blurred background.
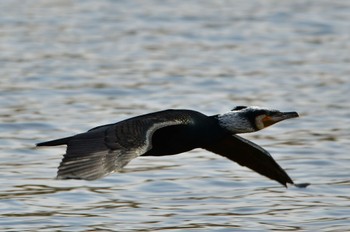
[0,0,349,231]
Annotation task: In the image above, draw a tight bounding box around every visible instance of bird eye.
[270,111,282,116]
[231,106,247,111]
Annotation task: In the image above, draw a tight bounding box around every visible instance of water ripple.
[1,0,349,231]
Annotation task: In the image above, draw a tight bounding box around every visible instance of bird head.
[217,106,299,133]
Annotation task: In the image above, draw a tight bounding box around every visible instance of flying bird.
[37,106,306,187]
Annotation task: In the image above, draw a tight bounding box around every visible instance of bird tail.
[36,136,72,147]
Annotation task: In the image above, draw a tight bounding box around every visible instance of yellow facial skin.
[262,115,275,128]
[255,112,299,130]
[255,114,269,130]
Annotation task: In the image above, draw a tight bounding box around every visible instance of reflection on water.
[1,0,350,231]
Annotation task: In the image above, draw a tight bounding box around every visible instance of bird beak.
[262,111,299,128]
[276,111,299,121]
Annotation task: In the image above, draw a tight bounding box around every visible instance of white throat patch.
[255,114,265,130]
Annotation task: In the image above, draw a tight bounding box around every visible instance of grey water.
[1,0,350,231]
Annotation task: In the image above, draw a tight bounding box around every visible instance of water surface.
[1,0,349,231]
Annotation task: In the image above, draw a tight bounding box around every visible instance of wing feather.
[203,135,294,187]
[55,110,196,180]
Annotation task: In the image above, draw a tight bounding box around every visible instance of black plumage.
[37,108,300,187]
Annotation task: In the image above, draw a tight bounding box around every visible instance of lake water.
[1,0,349,231]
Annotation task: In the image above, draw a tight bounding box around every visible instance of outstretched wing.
[202,135,294,187]
[41,110,196,180]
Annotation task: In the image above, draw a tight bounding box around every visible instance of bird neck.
[215,111,255,134]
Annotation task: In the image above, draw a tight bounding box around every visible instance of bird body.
[143,110,227,156]
[37,106,302,187]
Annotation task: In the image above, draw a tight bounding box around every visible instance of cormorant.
[37,106,306,187]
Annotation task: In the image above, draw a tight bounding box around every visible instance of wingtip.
[36,142,45,147]
[282,181,293,188]
[277,174,294,188]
